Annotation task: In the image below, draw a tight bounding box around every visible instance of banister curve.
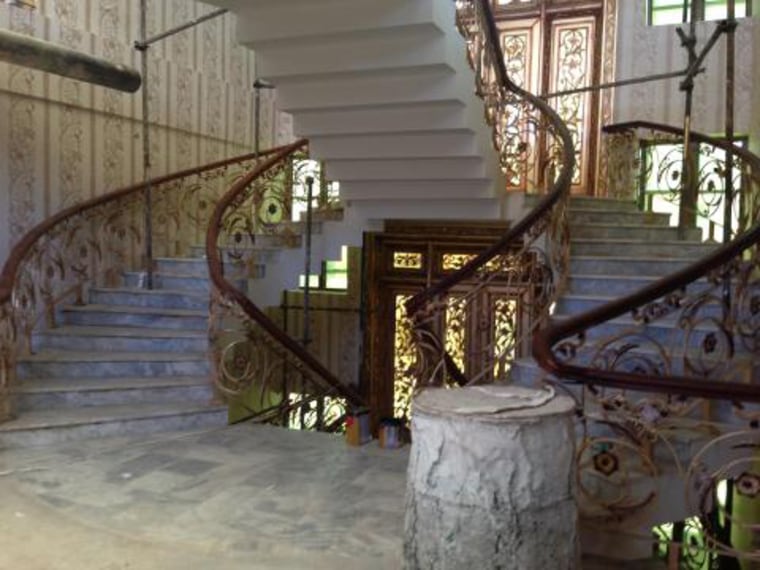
[534,121,760,402]
[405,0,576,318]
[0,147,282,304]
[205,139,365,409]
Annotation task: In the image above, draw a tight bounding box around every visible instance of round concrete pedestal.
[403,385,578,570]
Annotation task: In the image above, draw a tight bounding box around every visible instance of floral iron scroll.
[206,140,365,431]
[535,123,760,563]
[0,148,281,422]
[403,0,574,391]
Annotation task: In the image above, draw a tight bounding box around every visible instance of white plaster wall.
[614,0,757,137]
[0,0,292,266]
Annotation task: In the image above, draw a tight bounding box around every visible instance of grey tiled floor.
[0,424,408,569]
[0,424,667,569]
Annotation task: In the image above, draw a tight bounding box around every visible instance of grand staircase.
[1,0,757,565]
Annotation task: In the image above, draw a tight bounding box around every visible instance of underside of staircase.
[206,0,507,251]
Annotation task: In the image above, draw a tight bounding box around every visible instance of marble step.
[60,304,208,330]
[525,195,639,212]
[17,350,210,379]
[511,344,755,388]
[555,293,722,318]
[570,256,695,277]
[123,271,249,292]
[154,257,259,279]
[548,312,728,348]
[571,238,716,258]
[16,376,213,411]
[189,244,281,265]
[89,287,208,310]
[569,209,671,226]
[0,402,226,448]
[32,326,208,353]
[567,274,711,297]
[570,223,702,241]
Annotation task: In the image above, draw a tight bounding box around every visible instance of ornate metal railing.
[403,0,575,388]
[534,123,760,562]
[603,120,758,242]
[0,147,285,423]
[207,140,365,431]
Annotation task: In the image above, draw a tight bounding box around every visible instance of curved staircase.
[0,257,225,448]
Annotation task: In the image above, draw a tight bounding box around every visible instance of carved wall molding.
[0,0,285,266]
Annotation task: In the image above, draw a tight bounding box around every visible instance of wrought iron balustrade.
[0,147,285,422]
[206,140,365,432]
[403,0,575,390]
[534,122,760,562]
[603,121,758,243]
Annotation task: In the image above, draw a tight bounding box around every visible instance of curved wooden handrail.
[534,120,760,402]
[0,146,283,305]
[405,0,575,318]
[603,120,760,170]
[205,139,366,410]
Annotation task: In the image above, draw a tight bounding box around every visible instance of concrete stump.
[403,385,578,570]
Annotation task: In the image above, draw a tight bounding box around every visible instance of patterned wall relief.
[100,0,126,193]
[614,0,755,134]
[0,1,268,265]
[8,7,38,239]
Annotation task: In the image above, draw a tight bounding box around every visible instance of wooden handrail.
[534,121,760,402]
[0,146,283,305]
[205,139,366,410]
[603,120,760,173]
[405,0,576,318]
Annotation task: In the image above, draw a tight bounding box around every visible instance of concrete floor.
[0,423,667,569]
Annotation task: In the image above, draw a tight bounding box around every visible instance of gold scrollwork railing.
[207,140,365,431]
[603,121,759,242]
[534,124,760,561]
[0,148,280,423]
[403,0,575,389]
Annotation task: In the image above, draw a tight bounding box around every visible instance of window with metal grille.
[648,0,749,26]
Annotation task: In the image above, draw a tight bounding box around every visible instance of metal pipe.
[253,79,275,156]
[302,176,315,350]
[134,8,228,50]
[723,0,737,245]
[722,0,737,362]
[680,20,732,90]
[138,0,153,290]
[678,7,700,239]
[0,28,141,93]
[543,68,700,100]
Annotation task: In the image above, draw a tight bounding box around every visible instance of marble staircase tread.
[17,376,211,394]
[568,206,666,217]
[572,237,710,247]
[61,304,207,318]
[37,325,208,340]
[19,350,208,364]
[90,287,208,299]
[571,254,704,270]
[0,402,226,433]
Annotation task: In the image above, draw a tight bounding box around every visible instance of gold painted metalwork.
[393,294,417,421]
[401,0,571,393]
[209,148,355,432]
[441,253,477,271]
[393,252,424,270]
